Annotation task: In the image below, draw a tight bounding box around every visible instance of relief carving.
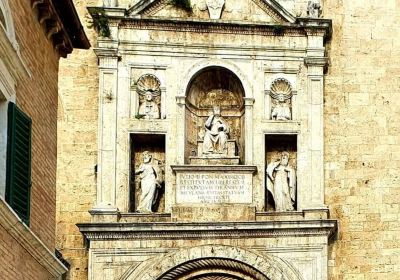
[136,74,161,119]
[270,78,293,121]
[307,1,321,18]
[206,0,225,19]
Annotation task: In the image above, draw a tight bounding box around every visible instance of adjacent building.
[0,0,89,279]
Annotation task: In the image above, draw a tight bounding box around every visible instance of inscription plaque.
[176,172,253,204]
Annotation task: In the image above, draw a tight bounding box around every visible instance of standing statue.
[307,1,321,18]
[138,91,160,119]
[135,151,164,213]
[266,152,296,211]
[203,106,230,154]
[271,94,291,120]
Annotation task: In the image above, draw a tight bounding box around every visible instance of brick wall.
[7,0,60,251]
[0,224,52,279]
[56,1,99,278]
[324,1,400,279]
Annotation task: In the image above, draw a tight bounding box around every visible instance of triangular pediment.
[129,0,296,24]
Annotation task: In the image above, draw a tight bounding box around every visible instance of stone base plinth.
[189,156,240,165]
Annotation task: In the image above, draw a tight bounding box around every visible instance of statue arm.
[135,164,144,174]
[204,115,214,130]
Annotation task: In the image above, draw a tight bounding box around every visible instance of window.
[5,102,31,225]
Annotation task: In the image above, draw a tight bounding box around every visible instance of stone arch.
[123,245,303,280]
[175,59,255,165]
[0,0,17,47]
[179,59,253,99]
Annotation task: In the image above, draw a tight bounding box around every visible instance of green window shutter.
[5,102,32,226]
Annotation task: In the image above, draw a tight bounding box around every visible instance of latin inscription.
[176,173,252,204]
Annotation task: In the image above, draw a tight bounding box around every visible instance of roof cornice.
[31,0,90,58]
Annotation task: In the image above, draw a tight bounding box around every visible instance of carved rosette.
[206,0,225,19]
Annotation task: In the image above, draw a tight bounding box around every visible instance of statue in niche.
[266,151,296,211]
[136,74,161,119]
[270,78,293,121]
[271,94,291,120]
[135,151,164,213]
[307,0,321,18]
[138,91,160,119]
[203,106,230,155]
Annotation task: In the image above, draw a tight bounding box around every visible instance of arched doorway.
[157,257,268,280]
[123,245,303,280]
[184,66,246,164]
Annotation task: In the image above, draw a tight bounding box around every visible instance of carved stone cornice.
[305,57,329,68]
[77,220,337,241]
[252,0,296,23]
[31,0,90,57]
[120,18,308,37]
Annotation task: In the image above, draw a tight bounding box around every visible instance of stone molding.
[129,0,296,24]
[171,165,258,173]
[123,245,304,280]
[78,220,337,241]
[0,24,30,94]
[0,197,68,278]
[119,18,315,37]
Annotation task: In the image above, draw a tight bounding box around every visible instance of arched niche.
[184,66,246,163]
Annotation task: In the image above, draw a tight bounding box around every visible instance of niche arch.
[184,66,246,163]
[175,59,254,165]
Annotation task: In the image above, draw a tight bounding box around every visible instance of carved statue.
[206,0,225,19]
[266,152,296,211]
[307,0,321,18]
[138,91,160,119]
[203,106,230,155]
[271,94,291,120]
[135,151,164,213]
[103,0,117,7]
[136,74,161,119]
[270,78,293,121]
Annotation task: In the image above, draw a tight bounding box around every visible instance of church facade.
[57,0,400,279]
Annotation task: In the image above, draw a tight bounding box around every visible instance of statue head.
[280,151,290,166]
[278,94,285,103]
[143,151,152,163]
[213,105,221,116]
[145,91,153,102]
